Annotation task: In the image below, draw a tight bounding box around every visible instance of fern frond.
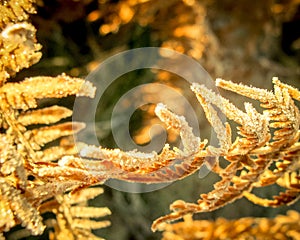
[0,22,41,85]
[160,211,300,240]
[24,122,85,150]
[0,1,109,239]
[277,171,300,189]
[0,0,36,29]
[18,106,73,126]
[39,187,111,240]
[0,7,99,235]
[216,77,300,149]
[77,103,205,181]
[0,179,45,235]
[0,74,95,110]
[152,78,300,231]
[244,189,300,207]
[38,145,79,162]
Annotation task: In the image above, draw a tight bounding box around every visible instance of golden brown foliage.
[161,211,300,240]
[0,1,110,239]
[40,187,111,240]
[151,78,300,231]
[73,76,300,232]
[0,0,36,29]
[1,0,300,239]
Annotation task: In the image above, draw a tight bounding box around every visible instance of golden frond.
[0,75,96,235]
[18,105,73,125]
[243,170,300,207]
[64,78,299,232]
[0,74,95,110]
[0,1,101,237]
[0,0,36,29]
[160,211,300,240]
[151,78,300,231]
[0,22,41,85]
[39,187,111,240]
[24,122,85,150]
[0,179,45,235]
[75,103,207,183]
[37,137,80,162]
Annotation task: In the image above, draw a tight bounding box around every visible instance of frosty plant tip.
[72,47,222,193]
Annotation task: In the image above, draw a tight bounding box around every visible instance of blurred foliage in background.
[17,0,300,239]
